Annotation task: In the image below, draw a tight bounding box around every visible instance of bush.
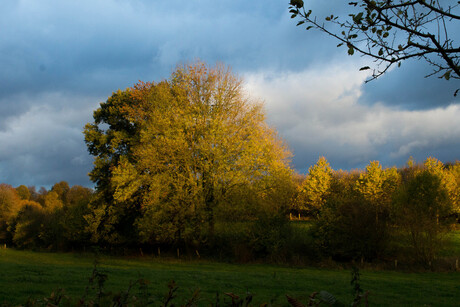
[393,170,454,264]
[311,178,391,261]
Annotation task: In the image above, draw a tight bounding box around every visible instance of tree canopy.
[289,0,460,92]
[84,61,294,245]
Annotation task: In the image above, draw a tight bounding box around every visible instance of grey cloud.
[359,60,460,110]
[0,93,97,188]
[245,65,460,172]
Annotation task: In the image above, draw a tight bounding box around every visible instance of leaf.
[337,43,344,47]
[359,66,370,71]
[348,47,354,55]
[296,20,305,26]
[443,71,451,80]
[306,26,314,30]
[378,48,384,56]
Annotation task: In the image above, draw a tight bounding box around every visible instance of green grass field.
[0,248,459,306]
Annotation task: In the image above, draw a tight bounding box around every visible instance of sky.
[1,0,459,188]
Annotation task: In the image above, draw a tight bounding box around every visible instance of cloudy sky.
[1,0,459,188]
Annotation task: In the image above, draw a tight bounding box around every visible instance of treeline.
[294,156,459,264]
[0,156,458,265]
[0,182,93,250]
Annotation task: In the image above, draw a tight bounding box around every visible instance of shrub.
[393,170,454,264]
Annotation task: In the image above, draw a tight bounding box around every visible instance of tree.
[289,0,460,92]
[356,161,400,224]
[0,184,22,243]
[312,170,390,260]
[50,181,70,204]
[84,61,294,245]
[423,157,459,213]
[84,88,142,244]
[295,156,333,216]
[15,185,30,201]
[447,161,460,214]
[393,170,453,263]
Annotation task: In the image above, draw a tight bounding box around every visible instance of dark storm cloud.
[358,60,460,110]
[0,93,96,188]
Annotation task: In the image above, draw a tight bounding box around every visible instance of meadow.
[0,248,459,306]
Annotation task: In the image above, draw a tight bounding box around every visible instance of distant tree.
[295,156,333,216]
[393,170,453,263]
[43,191,63,211]
[15,185,30,200]
[356,161,400,224]
[51,181,70,204]
[447,161,460,214]
[289,0,460,92]
[312,172,389,260]
[11,201,45,249]
[423,157,459,213]
[62,185,93,246]
[0,184,22,243]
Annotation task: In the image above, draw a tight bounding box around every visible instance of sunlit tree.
[356,161,401,223]
[84,61,294,245]
[296,156,333,216]
[15,185,30,201]
[422,157,459,213]
[393,170,453,263]
[0,184,22,243]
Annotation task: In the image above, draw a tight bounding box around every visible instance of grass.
[0,248,459,306]
[446,228,460,256]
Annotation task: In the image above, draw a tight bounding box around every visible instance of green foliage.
[10,201,45,249]
[312,183,390,261]
[83,88,141,244]
[393,170,454,264]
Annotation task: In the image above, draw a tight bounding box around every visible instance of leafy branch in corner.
[289,0,460,95]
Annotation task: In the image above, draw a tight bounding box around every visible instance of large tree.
[84,62,294,245]
[289,0,460,91]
